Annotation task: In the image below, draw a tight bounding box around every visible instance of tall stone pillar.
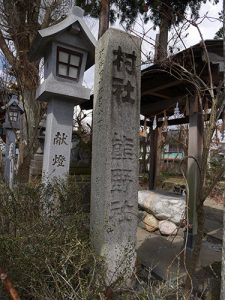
[91,28,141,285]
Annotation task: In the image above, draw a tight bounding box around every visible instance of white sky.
[83,0,223,89]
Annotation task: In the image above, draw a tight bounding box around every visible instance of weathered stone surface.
[29,6,96,184]
[138,210,147,221]
[42,99,74,182]
[159,220,177,236]
[29,153,44,180]
[90,28,141,285]
[142,214,159,232]
[138,190,185,224]
[4,130,16,186]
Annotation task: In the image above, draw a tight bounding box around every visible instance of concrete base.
[137,227,221,281]
[136,200,223,281]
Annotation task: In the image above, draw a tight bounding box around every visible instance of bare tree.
[0,0,72,175]
[221,0,225,298]
[130,11,225,297]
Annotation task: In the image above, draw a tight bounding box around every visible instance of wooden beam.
[142,79,185,94]
[141,98,181,116]
[140,116,189,127]
[142,91,172,99]
[140,111,223,128]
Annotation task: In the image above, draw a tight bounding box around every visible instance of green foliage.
[76,0,219,29]
[144,0,215,28]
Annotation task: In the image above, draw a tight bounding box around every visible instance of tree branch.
[0,29,15,66]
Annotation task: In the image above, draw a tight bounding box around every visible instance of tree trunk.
[98,0,110,39]
[17,88,42,181]
[156,2,170,61]
[221,0,225,298]
[149,2,171,190]
[21,88,41,153]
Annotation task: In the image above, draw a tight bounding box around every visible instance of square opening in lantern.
[56,47,82,81]
[9,111,18,122]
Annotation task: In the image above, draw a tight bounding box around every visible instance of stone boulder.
[142,213,159,232]
[138,190,185,224]
[159,220,177,236]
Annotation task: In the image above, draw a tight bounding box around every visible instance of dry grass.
[0,178,105,299]
[0,177,188,299]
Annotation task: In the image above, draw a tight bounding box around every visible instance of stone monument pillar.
[2,94,24,188]
[91,28,141,285]
[4,131,16,187]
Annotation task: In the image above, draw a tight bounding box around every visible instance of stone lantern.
[1,94,24,187]
[29,6,96,182]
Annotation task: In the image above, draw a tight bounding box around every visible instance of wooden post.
[149,127,156,190]
[186,96,203,250]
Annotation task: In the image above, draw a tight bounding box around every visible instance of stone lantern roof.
[29,6,96,70]
[1,95,24,113]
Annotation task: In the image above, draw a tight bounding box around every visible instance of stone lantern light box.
[2,95,24,130]
[29,6,96,103]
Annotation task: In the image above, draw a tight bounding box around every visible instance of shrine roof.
[141,39,223,119]
[80,39,223,124]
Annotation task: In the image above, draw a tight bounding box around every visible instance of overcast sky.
[83,0,223,89]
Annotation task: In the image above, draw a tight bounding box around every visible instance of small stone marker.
[2,95,24,188]
[4,131,16,188]
[8,143,15,190]
[91,28,141,285]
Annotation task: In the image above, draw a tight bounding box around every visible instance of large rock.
[159,220,177,236]
[138,190,185,224]
[142,213,159,232]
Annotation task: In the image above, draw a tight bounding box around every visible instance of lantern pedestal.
[1,95,24,188]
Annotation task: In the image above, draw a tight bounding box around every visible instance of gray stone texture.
[138,190,185,224]
[29,6,96,184]
[29,153,43,180]
[158,220,178,236]
[29,6,96,69]
[36,73,91,103]
[90,28,141,285]
[42,99,74,181]
[4,130,16,187]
